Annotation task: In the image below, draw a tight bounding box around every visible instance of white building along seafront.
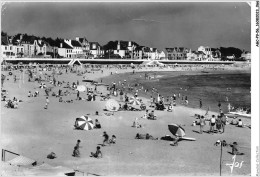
[1,33,250,61]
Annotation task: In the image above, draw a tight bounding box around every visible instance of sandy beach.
[1,64,251,176]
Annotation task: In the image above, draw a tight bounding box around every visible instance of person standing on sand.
[218,101,221,111]
[199,116,206,134]
[209,115,216,133]
[14,75,17,83]
[216,116,222,133]
[185,96,188,105]
[44,97,49,109]
[77,90,80,100]
[1,74,6,87]
[227,103,231,112]
[221,115,227,133]
[75,140,81,149]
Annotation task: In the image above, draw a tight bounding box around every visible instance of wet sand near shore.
[1,65,251,176]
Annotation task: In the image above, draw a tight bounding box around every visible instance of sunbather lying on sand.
[135,133,158,140]
[64,100,74,103]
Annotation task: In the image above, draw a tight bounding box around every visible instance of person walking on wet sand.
[199,99,202,109]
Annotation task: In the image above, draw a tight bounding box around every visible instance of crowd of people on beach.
[1,62,250,164]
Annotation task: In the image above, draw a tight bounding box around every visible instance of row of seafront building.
[1,34,251,61]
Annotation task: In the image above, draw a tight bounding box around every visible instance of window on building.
[5,46,7,50]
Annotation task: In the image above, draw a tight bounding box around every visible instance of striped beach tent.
[75,115,94,130]
[7,155,36,166]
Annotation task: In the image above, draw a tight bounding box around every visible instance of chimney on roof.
[117,41,120,50]
[128,41,132,47]
[76,37,79,41]
[60,43,63,48]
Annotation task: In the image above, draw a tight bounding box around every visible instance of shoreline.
[99,67,251,116]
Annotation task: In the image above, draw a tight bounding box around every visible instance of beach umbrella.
[39,83,46,89]
[76,85,86,92]
[168,124,186,137]
[106,99,120,112]
[75,115,94,130]
[129,97,141,105]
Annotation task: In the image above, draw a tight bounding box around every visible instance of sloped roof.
[135,45,144,51]
[165,47,188,53]
[37,40,48,47]
[103,40,140,51]
[60,41,73,49]
[21,36,37,44]
[78,37,88,44]
[71,40,82,47]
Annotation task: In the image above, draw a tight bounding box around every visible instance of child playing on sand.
[72,146,80,157]
[90,146,102,158]
[133,118,142,128]
[109,135,116,144]
[94,119,101,129]
[148,110,156,120]
[229,142,244,155]
[142,110,149,119]
[102,132,109,146]
[28,91,32,97]
[167,104,173,112]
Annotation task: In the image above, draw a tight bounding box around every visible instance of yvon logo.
[225,155,244,174]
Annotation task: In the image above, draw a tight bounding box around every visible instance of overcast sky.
[1,2,251,51]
